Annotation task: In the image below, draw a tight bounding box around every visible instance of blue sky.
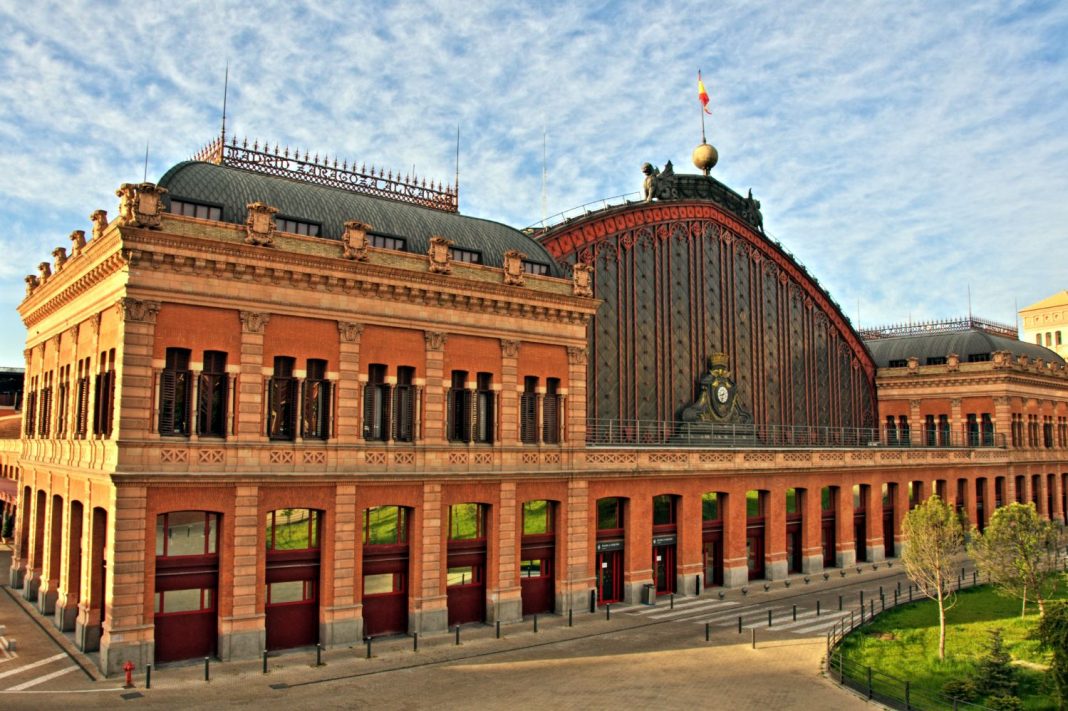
[1,0,1066,366]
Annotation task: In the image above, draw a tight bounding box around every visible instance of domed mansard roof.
[156,159,562,275]
[862,318,1066,367]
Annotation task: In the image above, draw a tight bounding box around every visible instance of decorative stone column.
[562,478,593,614]
[37,494,62,615]
[493,481,522,623]
[100,485,152,676]
[115,298,161,439]
[336,323,363,440]
[237,312,270,441]
[500,340,519,443]
[993,397,1012,448]
[423,332,447,446]
[219,485,263,660]
[566,347,588,444]
[323,484,360,646]
[414,482,446,632]
[950,398,963,445]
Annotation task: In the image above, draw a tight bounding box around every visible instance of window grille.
[543,377,561,444]
[475,372,494,444]
[392,366,415,442]
[520,376,538,444]
[447,370,472,442]
[364,364,391,441]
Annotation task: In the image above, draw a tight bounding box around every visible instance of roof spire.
[217,61,229,164]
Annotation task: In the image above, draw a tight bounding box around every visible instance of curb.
[0,584,104,681]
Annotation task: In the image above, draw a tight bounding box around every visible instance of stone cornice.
[19,249,127,328]
[122,227,599,327]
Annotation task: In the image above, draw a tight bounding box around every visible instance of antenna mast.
[541,129,548,226]
[454,124,460,211]
[143,141,149,182]
[218,61,229,163]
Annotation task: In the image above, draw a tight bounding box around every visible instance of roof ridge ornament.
[191,136,458,213]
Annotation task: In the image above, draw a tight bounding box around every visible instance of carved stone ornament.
[909,399,922,409]
[572,262,593,298]
[245,202,279,246]
[502,250,527,286]
[500,339,520,358]
[567,346,588,365]
[24,274,39,295]
[424,330,448,351]
[1018,354,1030,367]
[427,235,454,274]
[239,311,271,334]
[342,220,372,261]
[641,161,679,202]
[338,321,364,343]
[906,356,919,373]
[991,350,1010,368]
[946,353,960,371]
[116,182,167,230]
[52,246,68,271]
[680,352,753,425]
[37,262,52,284]
[70,229,87,257]
[117,297,161,323]
[89,210,108,241]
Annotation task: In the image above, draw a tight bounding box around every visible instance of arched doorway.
[264,509,321,650]
[154,511,219,663]
[701,492,724,587]
[362,506,410,637]
[447,503,487,626]
[520,500,555,616]
[595,497,625,604]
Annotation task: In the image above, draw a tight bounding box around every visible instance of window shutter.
[197,372,211,435]
[320,381,331,441]
[520,393,537,444]
[543,394,558,444]
[462,389,473,443]
[159,370,176,433]
[393,385,409,442]
[363,382,376,439]
[287,379,299,438]
[382,384,392,441]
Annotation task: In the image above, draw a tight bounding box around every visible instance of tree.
[902,494,965,661]
[1037,601,1068,710]
[973,628,1017,698]
[970,503,1059,617]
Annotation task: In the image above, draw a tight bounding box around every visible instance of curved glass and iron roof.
[157,160,562,275]
[865,328,1064,367]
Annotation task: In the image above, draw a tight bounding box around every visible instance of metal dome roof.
[157,160,562,276]
[865,328,1064,367]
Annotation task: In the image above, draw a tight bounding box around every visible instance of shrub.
[986,695,1023,711]
[941,678,979,702]
[974,628,1017,698]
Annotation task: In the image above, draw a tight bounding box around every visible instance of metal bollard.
[455,626,461,645]
[413,632,419,652]
[146,663,152,689]
[316,643,323,667]
[496,621,501,639]
[263,649,268,674]
[204,657,210,682]
[879,585,883,598]
[590,589,597,613]
[738,616,743,633]
[366,637,372,659]
[838,595,843,611]
[697,574,702,594]
[816,600,821,616]
[972,571,977,585]
[568,609,573,627]
[860,590,864,606]
[768,609,772,627]
[533,614,538,634]
[897,580,901,594]
[867,666,873,699]
[860,605,865,624]
[606,604,611,621]
[751,627,756,649]
[894,589,899,606]
[909,585,913,602]
[706,622,711,642]
[870,600,875,617]
[792,605,797,622]
[670,594,674,610]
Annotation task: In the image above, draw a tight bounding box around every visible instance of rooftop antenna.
[143,141,150,182]
[541,128,548,226]
[217,61,229,164]
[968,284,972,321]
[454,124,460,210]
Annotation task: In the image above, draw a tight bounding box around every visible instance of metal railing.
[523,192,643,233]
[585,419,1007,449]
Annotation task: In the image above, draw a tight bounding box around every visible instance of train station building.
[3,133,1066,675]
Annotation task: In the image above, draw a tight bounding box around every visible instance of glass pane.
[652,495,673,525]
[163,588,203,613]
[365,506,403,545]
[520,559,543,578]
[166,511,207,556]
[270,509,316,550]
[597,499,620,530]
[523,500,549,535]
[701,493,719,521]
[154,592,161,614]
[853,485,862,509]
[269,580,306,604]
[155,516,165,556]
[206,513,217,554]
[785,489,798,514]
[449,504,480,540]
[363,573,397,596]
[447,566,475,586]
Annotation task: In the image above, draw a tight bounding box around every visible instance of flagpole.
[699,69,707,144]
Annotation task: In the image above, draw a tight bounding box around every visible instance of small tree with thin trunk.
[1037,601,1068,710]
[970,503,1059,617]
[902,494,965,661]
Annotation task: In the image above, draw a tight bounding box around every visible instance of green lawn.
[837,577,1067,710]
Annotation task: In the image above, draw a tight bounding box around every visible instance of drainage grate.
[121,692,144,700]
[269,682,289,690]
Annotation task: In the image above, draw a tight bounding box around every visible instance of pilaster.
[115,298,161,438]
[322,484,360,646]
[500,340,519,443]
[423,332,447,446]
[100,486,152,676]
[562,478,592,613]
[414,482,446,633]
[493,481,521,622]
[237,312,269,441]
[219,485,264,659]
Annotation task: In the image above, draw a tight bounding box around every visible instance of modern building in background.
[1020,290,1068,360]
[3,133,1066,676]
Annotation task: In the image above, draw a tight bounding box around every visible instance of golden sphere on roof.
[692,143,718,175]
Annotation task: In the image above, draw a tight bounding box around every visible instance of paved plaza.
[0,544,919,709]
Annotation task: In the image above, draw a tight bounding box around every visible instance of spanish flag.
[698,71,712,115]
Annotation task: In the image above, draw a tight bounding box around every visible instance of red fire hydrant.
[123,660,135,688]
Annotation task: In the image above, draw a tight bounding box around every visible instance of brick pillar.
[494,482,521,622]
[801,486,823,573]
[836,485,857,568]
[500,340,519,443]
[566,347,587,444]
[100,485,152,676]
[723,489,748,586]
[1051,474,1064,523]
[55,497,83,631]
[765,489,788,580]
[9,483,29,588]
[563,478,592,613]
[909,400,922,446]
[893,480,910,556]
[677,493,702,594]
[323,484,359,646]
[623,495,651,603]
[950,398,963,446]
[219,485,263,659]
[237,312,270,441]
[423,332,447,446]
[867,484,885,563]
[994,397,1012,448]
[414,482,446,632]
[37,493,62,614]
[115,298,161,439]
